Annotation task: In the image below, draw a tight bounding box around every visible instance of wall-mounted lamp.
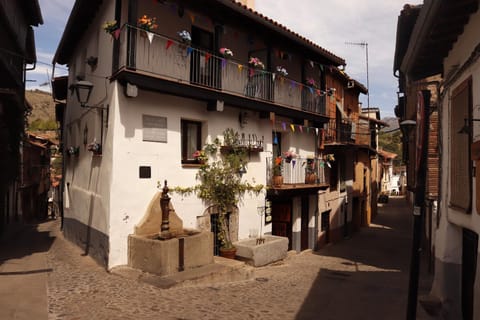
[458,118,480,134]
[72,80,94,108]
[86,56,98,69]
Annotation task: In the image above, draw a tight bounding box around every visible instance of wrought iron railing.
[324,118,355,144]
[117,25,327,116]
[266,156,326,186]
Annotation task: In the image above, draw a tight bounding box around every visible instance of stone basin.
[128,230,213,277]
[234,235,289,267]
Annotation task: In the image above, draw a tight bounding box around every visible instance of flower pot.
[273,175,283,187]
[305,173,317,184]
[219,247,237,259]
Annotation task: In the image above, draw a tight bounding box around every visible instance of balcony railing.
[118,25,327,116]
[324,118,354,144]
[266,157,326,187]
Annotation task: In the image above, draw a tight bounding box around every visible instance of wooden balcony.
[116,25,327,118]
[266,156,328,189]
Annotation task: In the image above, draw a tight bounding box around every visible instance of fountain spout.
[159,180,172,240]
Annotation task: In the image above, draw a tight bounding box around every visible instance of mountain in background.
[25,90,57,131]
[381,117,399,131]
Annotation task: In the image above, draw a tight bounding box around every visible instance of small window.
[181,120,202,163]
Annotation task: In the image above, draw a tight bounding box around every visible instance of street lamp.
[72,80,94,108]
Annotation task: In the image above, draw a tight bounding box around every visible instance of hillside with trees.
[25,90,57,131]
[379,117,402,165]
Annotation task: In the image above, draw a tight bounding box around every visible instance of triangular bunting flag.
[299,126,303,133]
[282,122,286,131]
[221,58,227,69]
[147,31,154,44]
[186,46,193,56]
[205,53,212,62]
[290,124,295,132]
[272,73,276,82]
[238,64,243,72]
[310,60,314,68]
[166,39,174,50]
[112,29,121,40]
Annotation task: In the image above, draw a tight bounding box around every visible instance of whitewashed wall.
[62,0,116,239]
[108,88,274,267]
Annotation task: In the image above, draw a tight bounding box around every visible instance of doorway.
[190,26,220,89]
[271,201,292,250]
[462,228,478,320]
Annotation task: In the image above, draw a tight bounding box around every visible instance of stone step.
[110,256,254,289]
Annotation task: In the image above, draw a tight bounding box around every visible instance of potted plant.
[283,150,297,163]
[276,66,288,77]
[248,57,265,70]
[178,30,192,45]
[102,20,120,39]
[219,47,233,58]
[173,128,263,258]
[272,156,283,186]
[137,15,157,41]
[192,149,207,164]
[305,155,317,184]
[305,77,317,88]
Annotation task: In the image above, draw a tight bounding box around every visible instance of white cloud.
[255,0,423,117]
[39,0,75,32]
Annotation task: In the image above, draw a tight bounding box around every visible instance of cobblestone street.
[1,197,435,319]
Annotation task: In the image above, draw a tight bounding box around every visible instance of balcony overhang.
[114,68,330,124]
[267,183,330,197]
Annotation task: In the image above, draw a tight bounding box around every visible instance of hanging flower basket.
[138,15,157,32]
[276,66,288,77]
[178,30,191,45]
[219,47,233,58]
[248,57,265,70]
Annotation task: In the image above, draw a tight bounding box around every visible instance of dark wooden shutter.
[450,78,472,212]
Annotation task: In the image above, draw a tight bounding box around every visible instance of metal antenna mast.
[345,41,369,114]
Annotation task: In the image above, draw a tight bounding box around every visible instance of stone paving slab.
[1,196,437,319]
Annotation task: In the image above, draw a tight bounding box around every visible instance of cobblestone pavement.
[44,196,434,320]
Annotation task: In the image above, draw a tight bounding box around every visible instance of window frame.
[181,119,202,164]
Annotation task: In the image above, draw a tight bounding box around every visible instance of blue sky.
[27,0,422,118]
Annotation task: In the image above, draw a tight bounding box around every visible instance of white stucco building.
[395,1,480,318]
[52,0,368,270]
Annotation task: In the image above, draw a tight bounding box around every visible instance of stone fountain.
[128,181,213,276]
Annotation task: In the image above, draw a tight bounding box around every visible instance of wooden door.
[271,201,292,250]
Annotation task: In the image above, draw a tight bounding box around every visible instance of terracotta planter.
[273,175,283,187]
[305,173,317,184]
[219,247,237,259]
